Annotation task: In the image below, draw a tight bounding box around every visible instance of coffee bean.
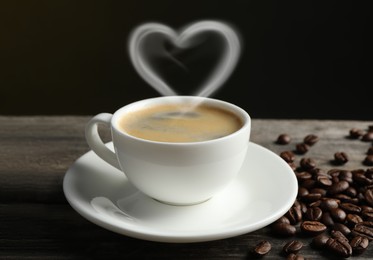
[339,170,353,183]
[295,143,309,155]
[271,222,297,237]
[352,221,373,241]
[295,171,312,182]
[252,240,271,256]
[286,205,302,224]
[300,221,327,235]
[277,134,291,144]
[362,209,373,221]
[326,237,352,258]
[333,223,351,237]
[321,213,335,227]
[365,189,373,206]
[362,132,373,142]
[298,187,309,198]
[344,186,357,197]
[301,193,322,203]
[303,134,319,146]
[363,155,373,166]
[275,216,291,224]
[346,214,363,227]
[286,253,304,260]
[310,188,327,196]
[353,172,373,185]
[305,207,322,221]
[320,198,339,211]
[280,151,295,163]
[367,147,373,155]
[350,235,369,255]
[316,176,332,187]
[349,128,364,139]
[368,125,373,132]
[328,180,349,195]
[329,208,346,223]
[333,152,348,165]
[331,230,349,243]
[300,157,316,170]
[312,233,330,249]
[340,203,361,214]
[283,240,303,255]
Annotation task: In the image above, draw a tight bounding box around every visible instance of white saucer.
[63,142,297,243]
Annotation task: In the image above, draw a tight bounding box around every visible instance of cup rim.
[111,96,250,146]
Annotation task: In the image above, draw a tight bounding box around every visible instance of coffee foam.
[118,104,242,143]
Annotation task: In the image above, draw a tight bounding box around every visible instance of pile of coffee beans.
[250,126,373,258]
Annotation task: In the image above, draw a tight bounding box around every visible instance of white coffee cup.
[85,96,251,205]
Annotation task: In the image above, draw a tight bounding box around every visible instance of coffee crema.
[118,104,243,143]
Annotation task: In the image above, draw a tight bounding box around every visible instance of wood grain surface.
[1,116,373,259]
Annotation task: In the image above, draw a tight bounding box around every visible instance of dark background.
[0,1,372,119]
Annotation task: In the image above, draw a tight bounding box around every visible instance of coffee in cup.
[117,103,243,143]
[85,96,251,205]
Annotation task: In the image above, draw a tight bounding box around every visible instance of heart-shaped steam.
[128,20,241,98]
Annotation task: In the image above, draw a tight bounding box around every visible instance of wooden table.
[1,116,373,259]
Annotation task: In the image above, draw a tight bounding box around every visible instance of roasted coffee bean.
[277,134,291,144]
[295,171,312,182]
[298,187,309,198]
[339,170,353,183]
[252,240,271,256]
[300,157,316,170]
[305,207,322,221]
[300,179,316,189]
[328,180,349,195]
[349,128,364,139]
[353,172,373,186]
[365,189,373,206]
[333,223,351,237]
[362,209,373,221]
[366,168,373,178]
[312,233,330,249]
[295,143,309,155]
[283,240,303,255]
[320,198,339,211]
[350,235,369,255]
[326,237,352,258]
[301,193,322,203]
[363,155,373,166]
[280,151,295,163]
[271,222,297,237]
[316,176,332,187]
[368,125,373,132]
[331,230,349,242]
[352,221,373,241]
[286,205,302,224]
[310,188,327,196]
[321,214,335,226]
[286,253,304,260]
[275,216,291,224]
[303,134,319,146]
[328,168,342,177]
[288,162,297,171]
[346,214,363,227]
[344,186,357,197]
[300,221,327,235]
[362,132,373,142]
[367,147,373,155]
[340,203,361,214]
[329,208,346,223]
[333,152,348,165]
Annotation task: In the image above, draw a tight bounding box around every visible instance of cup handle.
[85,113,121,170]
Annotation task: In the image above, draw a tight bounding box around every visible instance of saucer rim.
[63,142,297,243]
